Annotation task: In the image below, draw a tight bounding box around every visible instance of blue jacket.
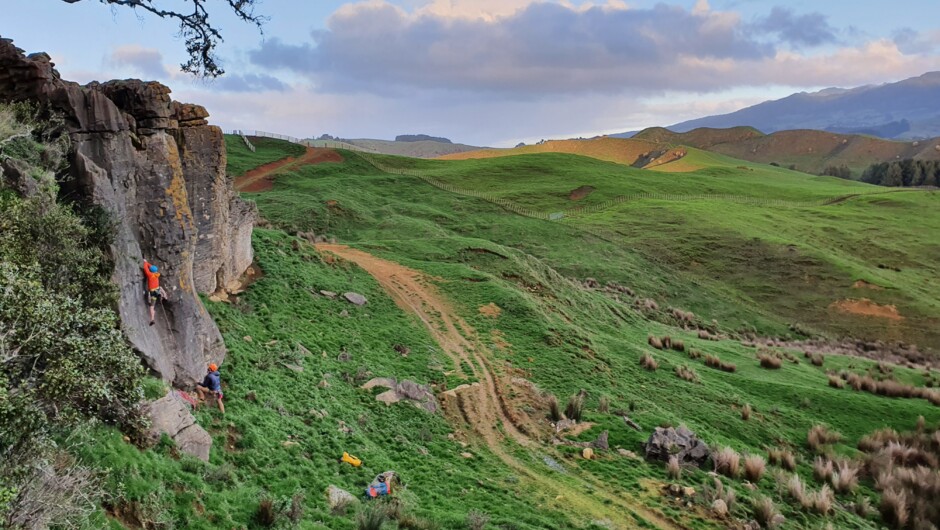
[202,370,221,392]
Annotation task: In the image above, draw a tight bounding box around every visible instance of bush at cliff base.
[0,192,146,525]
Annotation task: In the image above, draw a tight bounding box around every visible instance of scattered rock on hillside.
[319,290,337,299]
[582,448,594,460]
[361,377,439,413]
[145,392,212,461]
[343,292,367,306]
[327,485,357,511]
[644,425,709,466]
[337,351,352,362]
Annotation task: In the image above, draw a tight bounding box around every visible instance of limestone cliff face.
[0,38,255,387]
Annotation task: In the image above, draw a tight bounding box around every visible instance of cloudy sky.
[5,0,940,145]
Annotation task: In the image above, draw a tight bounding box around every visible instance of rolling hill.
[74,137,940,530]
[437,136,687,168]
[634,127,940,176]
[665,71,940,139]
[337,137,482,158]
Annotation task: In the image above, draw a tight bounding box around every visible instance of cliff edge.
[0,37,255,387]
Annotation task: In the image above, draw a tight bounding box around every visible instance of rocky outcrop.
[0,37,255,386]
[361,377,438,413]
[644,425,710,466]
[145,392,212,461]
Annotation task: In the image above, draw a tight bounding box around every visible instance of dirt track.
[315,243,681,530]
[234,148,343,192]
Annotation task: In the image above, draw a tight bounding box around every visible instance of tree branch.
[61,0,267,77]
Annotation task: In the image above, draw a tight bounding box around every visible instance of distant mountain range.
[650,72,940,140]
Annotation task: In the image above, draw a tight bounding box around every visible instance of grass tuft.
[741,403,752,421]
[813,456,834,483]
[743,454,765,482]
[713,447,741,478]
[807,425,842,452]
[758,352,783,369]
[547,394,562,422]
[565,393,585,422]
[640,352,659,371]
[675,364,699,383]
[751,495,781,529]
[879,489,909,529]
[667,455,681,480]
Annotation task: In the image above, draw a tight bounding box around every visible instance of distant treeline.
[861,159,940,187]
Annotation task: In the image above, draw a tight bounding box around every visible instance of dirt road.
[234,148,343,192]
[315,243,681,530]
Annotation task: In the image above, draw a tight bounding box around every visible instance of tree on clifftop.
[61,0,266,77]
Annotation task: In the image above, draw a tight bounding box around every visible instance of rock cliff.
[0,37,255,387]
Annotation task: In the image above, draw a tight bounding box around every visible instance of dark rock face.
[644,425,710,466]
[0,38,255,386]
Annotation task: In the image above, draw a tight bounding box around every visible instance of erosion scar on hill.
[234,147,343,192]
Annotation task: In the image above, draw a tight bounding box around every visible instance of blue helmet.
[150,265,159,273]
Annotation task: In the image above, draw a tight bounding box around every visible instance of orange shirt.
[143,262,160,290]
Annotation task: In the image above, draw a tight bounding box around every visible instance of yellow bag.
[341,452,362,467]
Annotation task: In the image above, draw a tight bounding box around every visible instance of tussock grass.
[565,393,585,421]
[758,352,783,369]
[546,394,562,422]
[813,457,834,483]
[768,447,796,471]
[807,425,842,452]
[704,353,736,372]
[703,477,736,511]
[751,495,781,528]
[743,454,765,482]
[741,403,752,421]
[674,364,699,383]
[808,485,834,515]
[879,489,909,529]
[713,447,741,478]
[831,460,859,493]
[640,352,659,371]
[667,456,681,480]
[647,335,663,350]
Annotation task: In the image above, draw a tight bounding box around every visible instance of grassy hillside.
[225,134,307,177]
[634,127,940,177]
[437,137,675,168]
[343,138,482,158]
[80,139,940,529]
[349,151,940,351]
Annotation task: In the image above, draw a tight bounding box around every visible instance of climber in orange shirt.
[143,259,167,326]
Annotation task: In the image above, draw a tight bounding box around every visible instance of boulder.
[145,392,211,461]
[326,485,357,511]
[343,292,368,306]
[361,377,438,413]
[0,38,255,386]
[644,425,709,466]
